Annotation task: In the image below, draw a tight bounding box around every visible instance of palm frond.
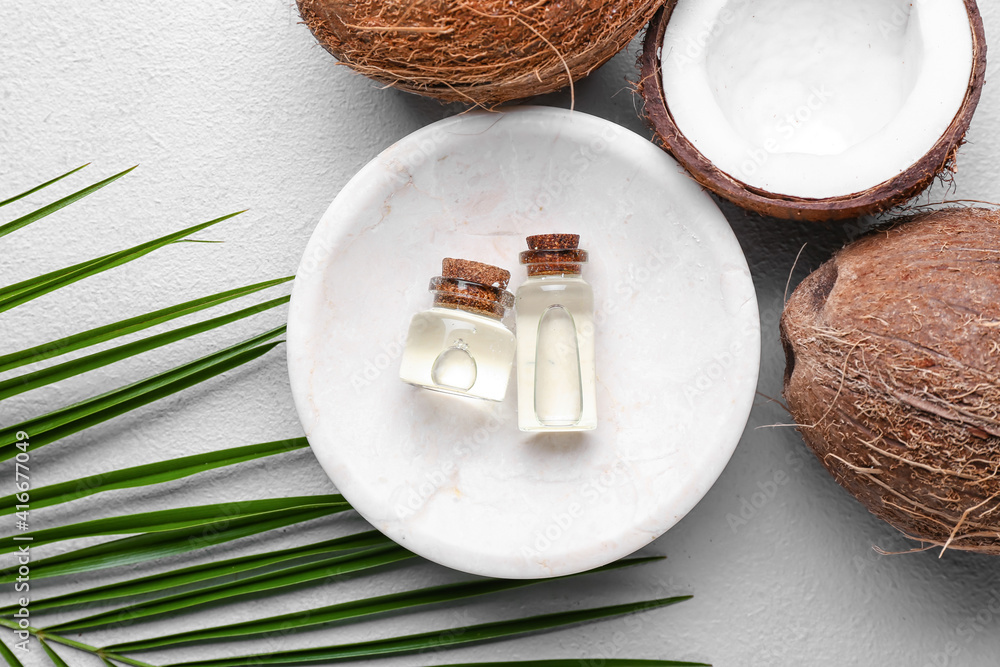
[361,662,709,667]
[39,640,70,667]
[0,326,285,460]
[0,296,288,401]
[0,276,293,374]
[0,166,134,239]
[0,438,309,515]
[0,636,26,666]
[49,544,415,633]
[0,210,244,314]
[0,621,150,667]
[0,495,345,554]
[164,597,692,667]
[0,163,89,208]
[1,504,348,583]
[105,557,663,653]
[6,530,387,614]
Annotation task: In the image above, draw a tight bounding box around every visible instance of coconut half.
[298,0,666,107]
[639,0,987,221]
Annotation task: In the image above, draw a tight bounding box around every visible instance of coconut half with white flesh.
[639,0,987,221]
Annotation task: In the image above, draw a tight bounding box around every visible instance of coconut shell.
[638,1,988,222]
[297,0,665,106]
[781,208,1000,552]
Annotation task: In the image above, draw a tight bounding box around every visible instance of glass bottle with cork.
[515,234,597,431]
[400,258,516,402]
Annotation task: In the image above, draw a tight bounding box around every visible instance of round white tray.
[287,106,760,579]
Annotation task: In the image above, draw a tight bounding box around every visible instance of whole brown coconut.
[297,0,665,106]
[781,208,1000,553]
[638,1,987,222]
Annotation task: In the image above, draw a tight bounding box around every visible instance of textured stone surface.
[2,1,1000,665]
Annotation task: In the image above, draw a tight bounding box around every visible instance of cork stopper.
[526,234,580,250]
[430,258,514,319]
[520,233,588,276]
[441,258,510,287]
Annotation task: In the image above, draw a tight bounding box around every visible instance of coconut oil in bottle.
[515,234,597,431]
[400,258,516,402]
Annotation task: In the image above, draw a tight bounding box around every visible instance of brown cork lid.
[441,258,510,287]
[520,234,588,276]
[430,258,514,319]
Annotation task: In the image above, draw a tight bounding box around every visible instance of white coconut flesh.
[660,0,974,199]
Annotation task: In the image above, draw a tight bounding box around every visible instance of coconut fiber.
[298,0,665,105]
[782,208,1000,553]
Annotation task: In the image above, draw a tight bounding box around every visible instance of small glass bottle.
[515,234,597,431]
[400,258,516,402]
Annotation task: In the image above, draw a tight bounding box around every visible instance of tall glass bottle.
[515,234,597,431]
[400,258,516,402]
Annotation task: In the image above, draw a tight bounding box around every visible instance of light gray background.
[2,2,1000,666]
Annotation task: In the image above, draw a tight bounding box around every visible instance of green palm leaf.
[0,275,292,374]
[0,296,289,400]
[0,166,134,239]
[0,504,349,583]
[0,438,309,516]
[39,640,70,667]
[6,530,387,613]
[360,662,708,667]
[0,495,344,554]
[0,621,151,667]
[106,557,663,652]
[0,209,243,314]
[0,326,284,460]
[49,544,415,633]
[165,597,692,667]
[0,636,26,666]
[0,163,89,208]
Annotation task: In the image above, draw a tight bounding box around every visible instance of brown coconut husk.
[638,1,988,222]
[781,208,1000,553]
[297,0,666,106]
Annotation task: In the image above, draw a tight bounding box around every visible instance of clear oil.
[400,307,516,402]
[515,275,597,431]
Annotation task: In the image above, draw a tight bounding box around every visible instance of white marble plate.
[287,106,760,579]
